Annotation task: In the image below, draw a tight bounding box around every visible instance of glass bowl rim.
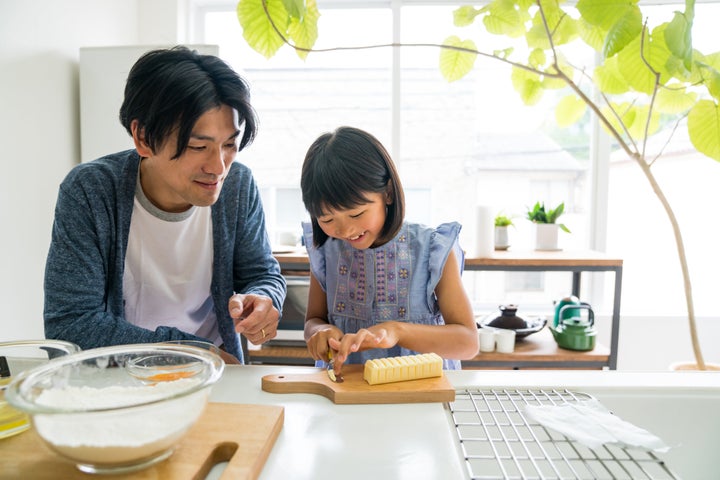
[5,343,224,415]
[0,338,81,353]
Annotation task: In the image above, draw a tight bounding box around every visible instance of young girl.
[300,126,479,376]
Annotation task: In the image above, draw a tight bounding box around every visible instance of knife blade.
[327,350,344,383]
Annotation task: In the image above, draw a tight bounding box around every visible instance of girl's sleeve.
[426,222,464,306]
[302,222,327,291]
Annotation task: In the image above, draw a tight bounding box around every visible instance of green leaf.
[483,0,526,37]
[601,102,636,137]
[287,0,319,60]
[624,104,661,138]
[494,214,515,227]
[527,201,566,226]
[664,8,694,71]
[577,16,605,52]
[594,55,630,94]
[511,66,544,105]
[602,8,642,58]
[551,13,579,47]
[453,5,481,27]
[282,0,304,19]
[440,36,478,82]
[237,0,290,59]
[528,48,546,68]
[547,202,564,223]
[578,0,639,30]
[702,51,720,70]
[542,74,567,90]
[692,52,720,98]
[615,28,672,95]
[655,85,697,114]
[493,47,514,60]
[705,68,720,101]
[688,100,720,161]
[525,1,577,49]
[556,95,587,127]
[526,22,551,50]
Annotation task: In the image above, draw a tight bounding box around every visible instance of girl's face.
[316,192,390,249]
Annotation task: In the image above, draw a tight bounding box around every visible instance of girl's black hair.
[301,126,405,247]
[119,45,258,159]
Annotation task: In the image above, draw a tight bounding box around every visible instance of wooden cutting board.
[262,365,455,404]
[0,402,283,480]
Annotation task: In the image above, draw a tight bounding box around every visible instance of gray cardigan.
[44,150,286,362]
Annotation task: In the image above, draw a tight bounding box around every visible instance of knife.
[327,350,344,383]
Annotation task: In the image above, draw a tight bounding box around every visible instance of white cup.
[495,329,516,353]
[478,329,496,352]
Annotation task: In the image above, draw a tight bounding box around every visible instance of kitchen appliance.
[549,303,597,351]
[267,275,309,347]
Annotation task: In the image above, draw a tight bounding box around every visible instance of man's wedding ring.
[261,328,266,338]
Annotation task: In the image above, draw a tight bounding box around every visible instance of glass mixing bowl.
[5,343,224,474]
[0,339,80,440]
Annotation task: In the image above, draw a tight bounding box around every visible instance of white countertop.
[208,366,720,479]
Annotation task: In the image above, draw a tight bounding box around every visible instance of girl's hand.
[306,325,343,361]
[328,324,400,371]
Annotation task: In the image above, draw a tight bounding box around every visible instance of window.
[195,1,720,318]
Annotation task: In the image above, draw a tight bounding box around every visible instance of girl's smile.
[346,231,367,242]
[317,192,390,249]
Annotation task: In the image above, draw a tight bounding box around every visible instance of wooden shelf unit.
[271,249,623,370]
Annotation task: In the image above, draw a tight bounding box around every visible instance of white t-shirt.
[123,180,219,344]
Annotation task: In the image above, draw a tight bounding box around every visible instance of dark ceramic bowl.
[477,307,548,339]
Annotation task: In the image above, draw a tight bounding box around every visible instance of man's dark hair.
[119,45,258,159]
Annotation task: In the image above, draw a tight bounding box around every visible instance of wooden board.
[262,365,455,404]
[0,402,283,480]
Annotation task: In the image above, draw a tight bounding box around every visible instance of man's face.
[138,105,241,213]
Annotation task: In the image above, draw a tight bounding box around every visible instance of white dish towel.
[523,399,670,452]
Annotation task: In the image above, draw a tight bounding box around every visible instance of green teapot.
[553,295,584,327]
[549,303,596,351]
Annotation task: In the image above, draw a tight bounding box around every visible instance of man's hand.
[228,293,280,345]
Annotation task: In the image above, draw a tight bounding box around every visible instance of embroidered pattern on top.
[333,227,410,322]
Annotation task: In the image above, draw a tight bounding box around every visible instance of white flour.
[33,378,207,452]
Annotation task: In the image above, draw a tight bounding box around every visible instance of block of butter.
[363,353,443,385]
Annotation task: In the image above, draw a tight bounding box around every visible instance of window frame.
[188,0,720,318]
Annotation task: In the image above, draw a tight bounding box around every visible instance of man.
[44,46,286,363]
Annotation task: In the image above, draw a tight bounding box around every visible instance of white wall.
[595,315,720,371]
[0,0,185,341]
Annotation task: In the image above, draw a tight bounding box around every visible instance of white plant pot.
[534,223,560,251]
[494,226,510,250]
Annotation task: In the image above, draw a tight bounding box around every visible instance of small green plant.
[526,202,570,233]
[494,214,514,227]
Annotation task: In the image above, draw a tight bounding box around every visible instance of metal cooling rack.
[448,388,679,480]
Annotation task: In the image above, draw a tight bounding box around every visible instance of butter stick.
[363,353,443,385]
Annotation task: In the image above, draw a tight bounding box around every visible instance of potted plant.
[235,0,718,369]
[493,214,514,250]
[526,202,570,251]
